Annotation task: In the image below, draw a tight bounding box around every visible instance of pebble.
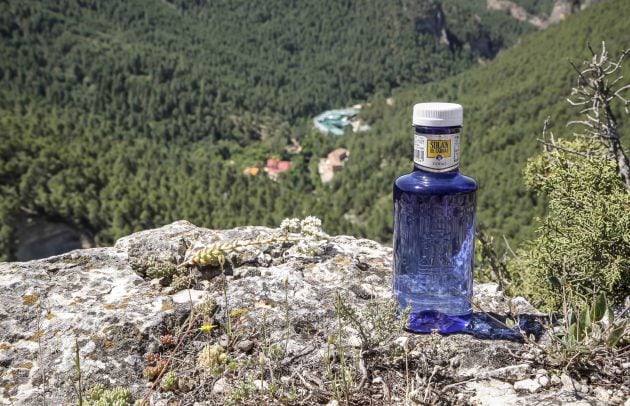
[593,387,610,402]
[213,377,228,394]
[326,401,339,406]
[550,374,561,386]
[394,336,409,350]
[560,373,581,391]
[219,334,229,347]
[513,378,542,393]
[624,398,630,406]
[0,352,13,368]
[372,376,383,384]
[450,355,461,369]
[236,339,254,353]
[538,375,550,388]
[253,379,268,390]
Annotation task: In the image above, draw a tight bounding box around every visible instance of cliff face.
[487,0,602,28]
[0,221,617,404]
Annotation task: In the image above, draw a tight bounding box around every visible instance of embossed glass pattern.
[393,125,477,334]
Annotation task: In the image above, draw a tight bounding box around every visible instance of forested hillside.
[0,0,624,260]
[0,0,545,259]
[325,0,629,242]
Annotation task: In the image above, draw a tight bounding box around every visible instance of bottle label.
[414,132,460,171]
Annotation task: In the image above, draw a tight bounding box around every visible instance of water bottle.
[393,102,477,333]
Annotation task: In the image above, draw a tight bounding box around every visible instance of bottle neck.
[412,125,461,173]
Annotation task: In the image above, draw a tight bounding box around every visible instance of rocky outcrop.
[0,221,625,404]
[487,0,602,28]
[486,0,547,28]
[548,0,601,24]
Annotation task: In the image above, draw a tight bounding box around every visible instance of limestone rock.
[0,220,613,405]
[514,378,542,393]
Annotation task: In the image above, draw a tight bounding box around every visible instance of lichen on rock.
[0,221,624,405]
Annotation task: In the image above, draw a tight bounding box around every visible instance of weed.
[160,371,178,392]
[547,292,628,371]
[84,384,133,406]
[197,345,229,376]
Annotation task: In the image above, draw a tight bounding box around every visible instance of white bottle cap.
[413,102,463,127]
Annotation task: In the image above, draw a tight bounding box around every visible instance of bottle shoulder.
[394,168,477,195]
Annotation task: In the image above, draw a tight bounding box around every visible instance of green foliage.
[512,139,630,309]
[159,371,178,392]
[85,384,134,406]
[321,0,630,248]
[196,344,229,375]
[131,259,180,280]
[0,0,628,261]
[546,292,629,370]
[0,0,540,260]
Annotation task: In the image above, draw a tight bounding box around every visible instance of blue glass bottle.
[393,103,477,334]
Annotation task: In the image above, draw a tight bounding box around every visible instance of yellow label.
[427,140,451,158]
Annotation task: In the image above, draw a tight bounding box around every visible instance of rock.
[394,336,409,350]
[514,378,542,393]
[0,351,13,368]
[236,339,254,353]
[468,379,519,405]
[253,379,268,390]
[538,375,550,388]
[561,373,581,391]
[593,386,610,402]
[0,220,556,405]
[212,377,228,394]
[550,374,562,386]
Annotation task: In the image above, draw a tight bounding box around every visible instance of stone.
[236,339,254,353]
[514,378,542,393]
[0,352,13,368]
[252,379,268,390]
[593,386,610,402]
[561,374,581,391]
[212,377,228,394]
[538,375,550,388]
[550,374,562,386]
[394,336,409,350]
[468,379,519,405]
[0,220,582,405]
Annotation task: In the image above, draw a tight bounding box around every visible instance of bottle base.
[405,310,471,334]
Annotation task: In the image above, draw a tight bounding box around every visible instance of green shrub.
[511,139,630,310]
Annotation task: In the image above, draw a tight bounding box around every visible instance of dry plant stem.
[404,346,410,405]
[36,305,47,406]
[423,365,440,404]
[73,337,83,406]
[143,306,201,402]
[475,229,507,290]
[566,42,630,188]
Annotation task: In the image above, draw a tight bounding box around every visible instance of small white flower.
[280,218,301,233]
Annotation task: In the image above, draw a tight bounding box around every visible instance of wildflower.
[280,218,301,233]
[199,324,217,333]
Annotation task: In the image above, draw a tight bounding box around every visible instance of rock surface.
[0,221,622,405]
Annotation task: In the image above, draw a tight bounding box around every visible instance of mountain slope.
[0,0,546,260]
[320,0,630,244]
